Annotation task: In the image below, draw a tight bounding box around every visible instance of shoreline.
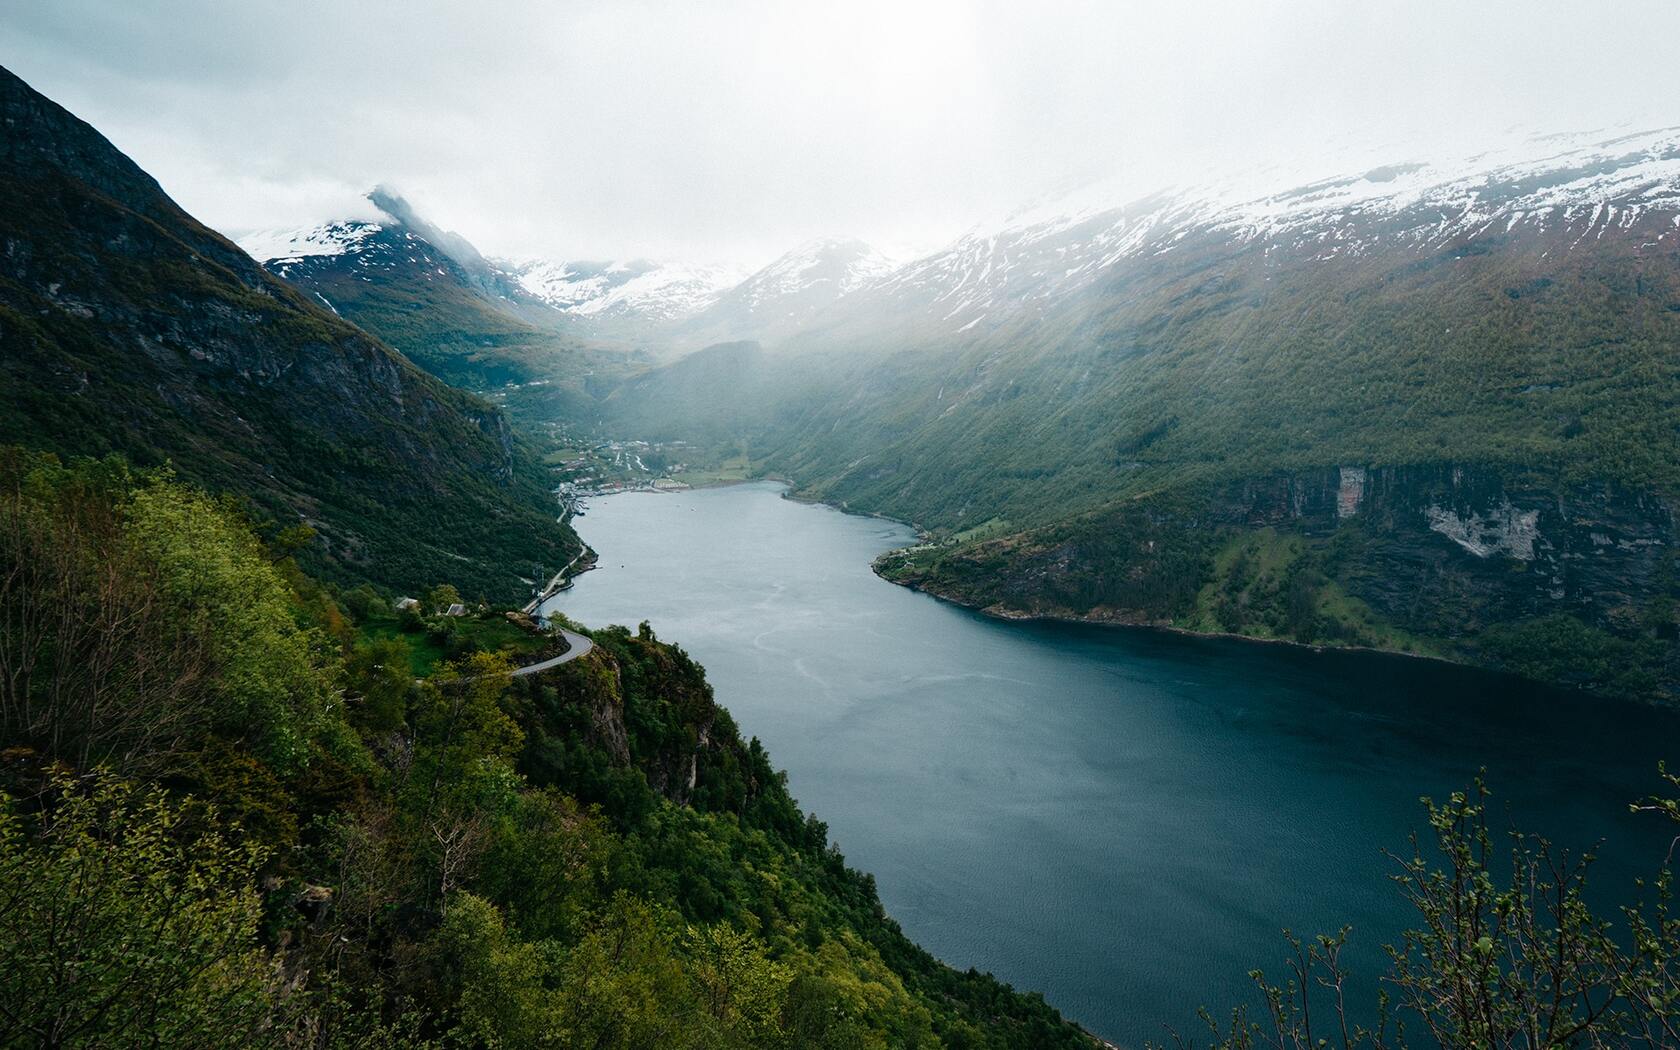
[885,568,1472,669]
[540,466,1649,1044]
[873,567,1655,706]
[647,472,932,536]
[773,480,932,539]
[569,473,1545,690]
[592,473,1442,670]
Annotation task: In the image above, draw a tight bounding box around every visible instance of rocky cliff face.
[516,627,773,811]
[1213,465,1676,640]
[882,463,1678,697]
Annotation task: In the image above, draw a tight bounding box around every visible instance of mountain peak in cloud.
[365,184,493,276]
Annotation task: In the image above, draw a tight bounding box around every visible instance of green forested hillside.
[755,220,1680,529]
[0,448,1093,1048]
[0,65,578,603]
[602,207,1680,697]
[259,220,628,418]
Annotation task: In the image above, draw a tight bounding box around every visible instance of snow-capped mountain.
[502,238,896,348]
[236,191,898,352]
[808,127,1680,342]
[668,238,898,348]
[238,219,387,270]
[238,211,539,331]
[243,127,1680,361]
[242,219,448,289]
[236,190,902,355]
[725,237,897,309]
[238,187,543,309]
[508,258,744,326]
[239,202,724,339]
[235,196,606,389]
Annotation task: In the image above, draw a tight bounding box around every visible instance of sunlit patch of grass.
[358,613,549,676]
[950,517,1013,544]
[671,453,755,486]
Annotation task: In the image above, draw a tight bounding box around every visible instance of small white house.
[394,597,420,612]
[444,603,468,617]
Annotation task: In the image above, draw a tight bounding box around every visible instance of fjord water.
[547,481,1679,1047]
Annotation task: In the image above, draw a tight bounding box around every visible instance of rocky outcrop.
[1336,467,1366,520]
[517,631,741,808]
[1209,464,1676,640]
[883,461,1678,696]
[589,661,634,767]
[1424,501,1539,561]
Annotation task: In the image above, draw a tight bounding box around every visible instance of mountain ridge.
[243,125,1680,361]
[0,64,580,601]
[246,208,903,354]
[779,125,1680,346]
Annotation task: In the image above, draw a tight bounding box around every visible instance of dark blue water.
[546,481,1680,1047]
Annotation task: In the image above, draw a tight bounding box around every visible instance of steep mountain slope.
[606,130,1680,697]
[773,128,1680,515]
[240,199,625,405]
[0,64,579,601]
[801,128,1680,346]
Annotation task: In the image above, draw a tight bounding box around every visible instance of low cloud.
[6,0,1679,265]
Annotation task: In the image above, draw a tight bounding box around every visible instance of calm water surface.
[546,481,1680,1047]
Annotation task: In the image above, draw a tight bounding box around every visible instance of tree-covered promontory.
[0,448,1094,1048]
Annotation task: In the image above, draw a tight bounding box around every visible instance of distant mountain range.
[787,126,1680,344]
[246,125,1680,359]
[240,209,899,354]
[506,256,744,328]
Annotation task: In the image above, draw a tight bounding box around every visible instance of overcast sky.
[7,0,1680,266]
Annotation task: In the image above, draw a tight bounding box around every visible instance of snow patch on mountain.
[506,239,894,340]
[656,238,900,346]
[238,220,385,265]
[508,258,744,323]
[857,127,1680,335]
[1208,125,1680,252]
[731,238,897,310]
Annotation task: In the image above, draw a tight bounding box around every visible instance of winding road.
[521,548,590,615]
[510,628,593,677]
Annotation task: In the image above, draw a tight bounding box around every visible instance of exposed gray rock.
[1214,464,1675,641]
[1424,500,1540,560]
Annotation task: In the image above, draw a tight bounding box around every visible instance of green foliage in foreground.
[0,448,347,775]
[5,446,1680,1048]
[0,774,275,1047]
[0,450,1091,1048]
[1172,776,1680,1050]
[359,611,551,678]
